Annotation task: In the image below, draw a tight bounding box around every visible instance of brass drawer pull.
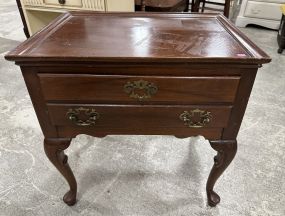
[179,109,212,128]
[66,107,99,126]
[124,80,158,101]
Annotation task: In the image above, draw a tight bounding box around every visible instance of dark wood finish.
[5,13,270,64]
[16,0,30,38]
[47,104,232,128]
[277,13,285,54]
[39,74,240,104]
[141,0,146,11]
[5,12,271,207]
[222,69,257,139]
[44,138,77,205]
[57,126,223,139]
[21,67,58,137]
[206,140,237,206]
[224,0,231,18]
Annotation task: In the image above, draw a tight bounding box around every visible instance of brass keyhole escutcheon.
[66,107,99,127]
[124,80,158,101]
[179,109,212,128]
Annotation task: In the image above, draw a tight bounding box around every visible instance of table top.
[6,12,270,64]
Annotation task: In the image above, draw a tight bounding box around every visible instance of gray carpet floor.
[0,0,284,215]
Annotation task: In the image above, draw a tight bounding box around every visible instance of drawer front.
[39,74,240,104]
[245,1,283,20]
[47,104,232,129]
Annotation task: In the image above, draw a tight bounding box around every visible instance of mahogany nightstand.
[5,12,271,207]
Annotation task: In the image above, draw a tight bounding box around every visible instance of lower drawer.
[47,104,232,129]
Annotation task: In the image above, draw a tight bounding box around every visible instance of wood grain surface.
[5,12,271,64]
[39,74,240,104]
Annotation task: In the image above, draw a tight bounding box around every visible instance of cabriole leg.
[44,138,77,206]
[206,140,237,207]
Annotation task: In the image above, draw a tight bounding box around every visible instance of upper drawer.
[38,74,240,104]
[245,1,283,20]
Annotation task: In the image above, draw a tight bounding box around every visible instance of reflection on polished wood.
[5,12,270,206]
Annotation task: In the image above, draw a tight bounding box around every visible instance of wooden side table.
[277,5,285,53]
[5,12,271,207]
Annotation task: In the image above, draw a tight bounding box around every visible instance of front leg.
[206,140,237,207]
[44,138,77,206]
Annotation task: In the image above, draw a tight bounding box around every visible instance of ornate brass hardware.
[179,109,212,128]
[66,107,99,127]
[58,0,66,5]
[124,80,158,101]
